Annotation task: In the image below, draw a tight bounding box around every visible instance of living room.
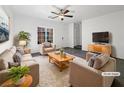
[0,5,124,87]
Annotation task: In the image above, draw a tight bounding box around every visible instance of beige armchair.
[40,42,56,55]
[69,52,116,87]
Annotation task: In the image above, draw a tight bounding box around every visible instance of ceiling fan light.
[61,18,64,21]
[59,15,64,18]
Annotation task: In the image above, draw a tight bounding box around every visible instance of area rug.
[32,51,124,87]
[33,56,70,87]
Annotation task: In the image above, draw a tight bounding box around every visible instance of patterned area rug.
[33,56,70,87]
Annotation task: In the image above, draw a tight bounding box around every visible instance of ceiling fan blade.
[64,10,70,14]
[63,5,70,11]
[51,12,59,15]
[64,15,73,18]
[48,16,58,19]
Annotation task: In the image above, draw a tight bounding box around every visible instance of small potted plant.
[1,66,32,87]
[18,31,31,47]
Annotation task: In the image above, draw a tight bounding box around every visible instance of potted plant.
[18,31,31,47]
[59,48,64,57]
[1,66,32,87]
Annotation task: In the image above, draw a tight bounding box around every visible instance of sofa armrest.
[51,43,56,50]
[0,69,9,86]
[40,44,45,54]
[28,63,39,87]
[21,62,39,86]
[70,62,103,87]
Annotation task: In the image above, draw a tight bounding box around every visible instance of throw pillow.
[88,54,98,67]
[93,54,110,69]
[10,46,17,55]
[17,47,24,55]
[13,51,22,63]
[0,59,6,71]
[8,62,20,68]
[44,42,51,48]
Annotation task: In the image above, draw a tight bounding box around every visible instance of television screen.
[92,32,109,43]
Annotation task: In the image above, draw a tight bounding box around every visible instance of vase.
[15,76,25,86]
[60,48,64,57]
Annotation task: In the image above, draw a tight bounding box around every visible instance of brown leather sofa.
[0,46,39,86]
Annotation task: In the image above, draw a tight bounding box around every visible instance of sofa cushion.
[93,54,110,69]
[22,54,33,61]
[88,54,98,67]
[73,57,88,66]
[0,59,6,71]
[21,60,37,66]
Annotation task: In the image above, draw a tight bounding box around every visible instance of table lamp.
[19,40,26,48]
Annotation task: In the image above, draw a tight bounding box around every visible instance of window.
[37,27,53,44]
[47,28,53,43]
[37,27,45,44]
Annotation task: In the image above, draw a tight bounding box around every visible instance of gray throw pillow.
[8,62,20,68]
[13,51,22,63]
[93,54,110,69]
[88,54,98,67]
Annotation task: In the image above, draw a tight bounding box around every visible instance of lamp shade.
[19,40,26,46]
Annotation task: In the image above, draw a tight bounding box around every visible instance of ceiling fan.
[48,5,73,21]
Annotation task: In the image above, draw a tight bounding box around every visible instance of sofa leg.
[70,85,73,87]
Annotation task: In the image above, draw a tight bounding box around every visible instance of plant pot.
[1,74,32,87]
[15,76,25,86]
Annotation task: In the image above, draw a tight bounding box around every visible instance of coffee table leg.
[60,62,69,72]
[60,64,63,72]
[49,57,50,62]
[59,63,66,72]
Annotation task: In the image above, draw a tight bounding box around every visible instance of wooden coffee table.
[48,52,74,72]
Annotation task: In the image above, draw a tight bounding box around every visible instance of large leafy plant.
[18,31,31,46]
[8,66,30,83]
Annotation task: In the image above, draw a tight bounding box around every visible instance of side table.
[24,48,31,54]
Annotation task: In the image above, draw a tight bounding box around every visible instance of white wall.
[68,22,82,48]
[82,10,124,59]
[68,23,74,48]
[0,6,14,54]
[13,15,69,53]
[74,22,82,46]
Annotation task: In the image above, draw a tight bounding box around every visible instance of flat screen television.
[92,32,109,43]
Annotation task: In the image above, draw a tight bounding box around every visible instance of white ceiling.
[4,5,124,23]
